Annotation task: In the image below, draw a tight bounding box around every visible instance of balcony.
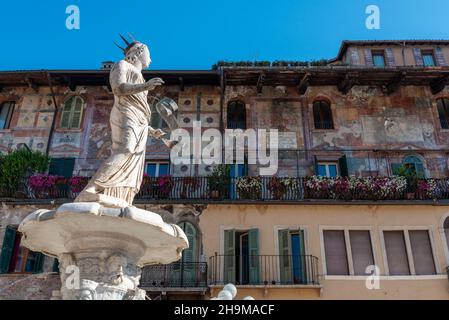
[2,175,449,204]
[208,254,320,287]
[140,262,208,292]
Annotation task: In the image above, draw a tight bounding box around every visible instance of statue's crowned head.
[115,34,151,69]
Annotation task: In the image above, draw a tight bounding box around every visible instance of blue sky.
[1,0,449,70]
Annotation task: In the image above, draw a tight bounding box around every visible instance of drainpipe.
[219,68,225,164]
[45,72,59,156]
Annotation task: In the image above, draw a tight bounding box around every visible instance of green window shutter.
[49,158,75,178]
[223,229,235,283]
[248,229,260,284]
[0,226,17,274]
[278,229,292,284]
[391,163,402,176]
[33,253,45,274]
[60,109,71,128]
[70,97,83,129]
[52,259,60,273]
[181,222,197,286]
[338,155,349,177]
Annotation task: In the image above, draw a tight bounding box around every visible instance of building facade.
[1,40,449,299]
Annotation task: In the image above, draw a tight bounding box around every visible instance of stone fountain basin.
[18,202,189,267]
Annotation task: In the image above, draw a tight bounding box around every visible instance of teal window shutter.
[338,155,349,177]
[278,229,292,284]
[49,158,75,178]
[52,259,60,273]
[0,226,17,274]
[248,229,260,284]
[223,229,235,283]
[33,253,45,274]
[180,222,197,287]
[391,163,402,176]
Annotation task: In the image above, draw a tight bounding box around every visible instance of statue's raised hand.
[146,77,165,91]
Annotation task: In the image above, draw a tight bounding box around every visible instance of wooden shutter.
[0,226,17,274]
[70,97,83,129]
[409,230,436,275]
[60,102,71,129]
[52,259,60,273]
[180,222,197,286]
[349,48,360,65]
[33,253,45,274]
[385,48,395,67]
[223,229,235,283]
[384,231,410,275]
[278,229,292,284]
[338,155,349,177]
[323,230,349,275]
[349,231,374,275]
[49,158,75,178]
[435,47,447,66]
[364,49,374,66]
[248,229,260,284]
[413,48,424,67]
[391,163,402,176]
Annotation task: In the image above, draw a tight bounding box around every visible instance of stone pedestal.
[18,203,189,300]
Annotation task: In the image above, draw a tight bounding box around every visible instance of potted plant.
[207,165,231,199]
[396,164,423,200]
[236,176,262,200]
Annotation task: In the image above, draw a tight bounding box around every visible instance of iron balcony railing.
[140,262,208,289]
[209,254,320,286]
[2,176,449,202]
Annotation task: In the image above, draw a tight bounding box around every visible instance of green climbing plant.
[0,149,50,190]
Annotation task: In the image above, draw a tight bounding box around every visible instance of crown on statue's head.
[114,33,143,55]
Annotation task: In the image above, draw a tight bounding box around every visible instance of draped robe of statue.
[77,60,150,206]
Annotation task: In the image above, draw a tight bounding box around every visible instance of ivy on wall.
[0,149,50,190]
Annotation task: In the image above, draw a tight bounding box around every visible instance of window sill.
[55,128,83,133]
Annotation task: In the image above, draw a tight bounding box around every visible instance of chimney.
[101,61,114,70]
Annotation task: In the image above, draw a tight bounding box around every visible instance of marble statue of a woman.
[75,37,170,208]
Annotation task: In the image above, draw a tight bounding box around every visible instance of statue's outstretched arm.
[113,78,164,96]
[110,61,164,96]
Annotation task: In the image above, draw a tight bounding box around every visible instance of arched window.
[227,101,246,129]
[313,100,334,129]
[403,155,425,178]
[437,98,449,129]
[60,96,84,129]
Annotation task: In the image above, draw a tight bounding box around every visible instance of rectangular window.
[383,231,410,275]
[317,162,339,177]
[146,162,170,177]
[372,50,386,67]
[383,230,436,276]
[0,102,15,129]
[349,231,375,275]
[323,230,349,275]
[409,230,436,275]
[422,51,436,67]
